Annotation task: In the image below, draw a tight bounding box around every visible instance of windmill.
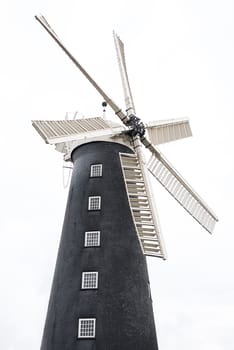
[33,15,218,350]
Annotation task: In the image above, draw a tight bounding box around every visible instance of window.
[90,164,102,177]
[82,272,98,289]
[88,196,101,210]
[85,231,100,247]
[78,318,96,338]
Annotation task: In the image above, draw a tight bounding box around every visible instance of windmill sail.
[120,152,166,258]
[32,117,125,145]
[145,118,192,145]
[113,32,167,258]
[113,31,136,115]
[144,141,218,233]
[35,15,128,125]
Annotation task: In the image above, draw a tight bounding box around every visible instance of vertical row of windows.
[78,164,102,339]
[88,164,102,211]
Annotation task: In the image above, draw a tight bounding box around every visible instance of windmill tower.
[33,15,218,350]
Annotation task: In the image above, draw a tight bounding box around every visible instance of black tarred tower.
[33,15,218,350]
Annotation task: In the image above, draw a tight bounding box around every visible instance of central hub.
[126,114,145,137]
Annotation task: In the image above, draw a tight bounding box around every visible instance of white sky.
[0,1,233,349]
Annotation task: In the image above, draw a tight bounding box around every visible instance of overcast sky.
[0,0,233,349]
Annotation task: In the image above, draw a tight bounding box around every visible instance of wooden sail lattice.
[32,117,124,144]
[146,118,192,145]
[120,153,165,258]
[147,151,218,233]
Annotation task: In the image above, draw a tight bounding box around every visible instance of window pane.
[78,318,96,338]
[88,196,101,210]
[82,272,98,289]
[90,164,102,177]
[85,231,100,247]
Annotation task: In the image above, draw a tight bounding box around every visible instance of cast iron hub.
[126,114,145,137]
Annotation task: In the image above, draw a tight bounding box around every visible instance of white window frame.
[85,231,100,247]
[81,271,98,289]
[90,164,102,177]
[78,318,96,338]
[88,196,101,211]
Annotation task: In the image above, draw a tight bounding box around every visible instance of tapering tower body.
[40,140,158,350]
